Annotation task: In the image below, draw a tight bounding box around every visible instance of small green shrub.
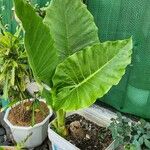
[109,113,150,150]
[0,27,31,101]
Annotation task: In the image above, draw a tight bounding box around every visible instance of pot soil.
[8,100,49,126]
[53,114,112,150]
[0,146,15,150]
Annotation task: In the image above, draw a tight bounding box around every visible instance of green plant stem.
[57,109,65,127]
[52,109,68,137]
[3,73,9,100]
[16,77,26,100]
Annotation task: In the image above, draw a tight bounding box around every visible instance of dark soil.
[65,114,112,150]
[8,101,49,126]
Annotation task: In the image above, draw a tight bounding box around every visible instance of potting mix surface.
[65,114,113,150]
[8,101,49,126]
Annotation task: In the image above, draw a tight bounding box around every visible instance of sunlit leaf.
[53,38,132,111]
[44,0,99,60]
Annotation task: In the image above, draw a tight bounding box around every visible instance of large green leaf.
[44,0,99,60]
[14,0,58,86]
[52,38,132,111]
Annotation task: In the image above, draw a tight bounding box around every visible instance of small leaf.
[145,123,150,129]
[143,134,150,139]
[140,119,146,128]
[117,112,123,120]
[2,73,9,100]
[138,137,144,145]
[133,135,140,140]
[10,66,15,86]
[133,140,141,150]
[144,139,150,148]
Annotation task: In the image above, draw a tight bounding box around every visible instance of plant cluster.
[0,4,48,129]
[14,0,132,137]
[109,113,150,150]
[0,24,32,102]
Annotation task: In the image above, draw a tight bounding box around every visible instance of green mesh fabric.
[86,0,150,119]
[0,0,17,33]
[31,0,50,7]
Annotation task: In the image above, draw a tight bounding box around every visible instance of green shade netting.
[86,0,150,119]
[0,0,17,33]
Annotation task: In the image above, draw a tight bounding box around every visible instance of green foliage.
[109,113,132,149]
[44,0,99,60]
[125,144,136,150]
[30,98,47,126]
[14,0,132,136]
[109,113,150,150]
[14,0,58,87]
[53,39,132,111]
[132,119,150,150]
[14,0,132,112]
[0,27,31,101]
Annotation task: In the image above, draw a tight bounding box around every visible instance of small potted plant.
[0,26,52,148]
[4,97,52,148]
[14,0,133,149]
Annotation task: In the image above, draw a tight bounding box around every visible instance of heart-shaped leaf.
[53,38,132,111]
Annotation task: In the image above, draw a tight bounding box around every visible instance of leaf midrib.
[69,46,126,93]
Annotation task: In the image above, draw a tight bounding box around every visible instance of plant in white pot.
[0,24,52,148]
[14,0,133,149]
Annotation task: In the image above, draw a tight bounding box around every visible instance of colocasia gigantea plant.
[14,0,133,136]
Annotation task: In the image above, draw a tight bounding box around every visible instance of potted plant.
[109,113,150,150]
[0,24,52,148]
[14,0,133,149]
[4,98,53,148]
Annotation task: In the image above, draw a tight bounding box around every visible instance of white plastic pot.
[4,99,53,148]
[48,105,116,150]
